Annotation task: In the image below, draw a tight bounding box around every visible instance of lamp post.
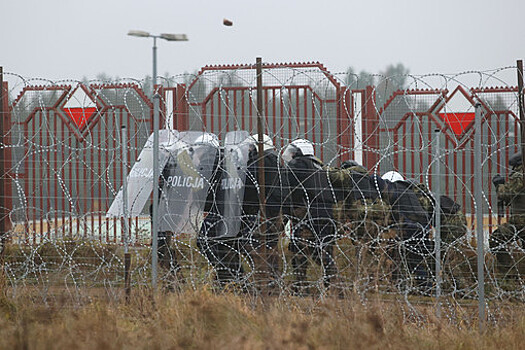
[127,30,188,290]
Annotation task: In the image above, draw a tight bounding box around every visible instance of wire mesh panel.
[183,62,345,164]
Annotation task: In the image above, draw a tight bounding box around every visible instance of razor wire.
[0,63,524,326]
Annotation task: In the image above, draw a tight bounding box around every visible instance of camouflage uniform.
[410,181,467,244]
[491,160,525,276]
[408,180,469,293]
[329,165,390,240]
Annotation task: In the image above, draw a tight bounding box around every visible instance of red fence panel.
[369,85,520,228]
[9,83,158,244]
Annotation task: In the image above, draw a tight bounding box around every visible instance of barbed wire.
[0,64,524,327]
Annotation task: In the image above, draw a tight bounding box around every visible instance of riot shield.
[106,129,180,217]
[215,130,253,238]
[158,132,219,235]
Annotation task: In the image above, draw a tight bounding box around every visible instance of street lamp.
[128,29,188,290]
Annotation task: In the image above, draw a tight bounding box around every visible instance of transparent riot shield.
[158,132,219,235]
[216,130,253,238]
[106,129,179,217]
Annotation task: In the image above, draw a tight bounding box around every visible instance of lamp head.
[127,30,151,38]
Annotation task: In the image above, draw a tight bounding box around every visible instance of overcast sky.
[2,0,524,82]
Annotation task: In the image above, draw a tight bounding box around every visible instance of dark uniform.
[285,153,337,293]
[491,152,525,277]
[198,136,282,289]
[382,179,433,292]
[196,147,246,287]
[244,145,286,281]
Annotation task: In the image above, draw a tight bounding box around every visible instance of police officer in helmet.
[283,139,337,294]
[381,170,433,294]
[245,134,286,285]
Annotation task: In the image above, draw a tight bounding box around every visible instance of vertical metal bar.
[401,122,408,177]
[121,125,131,299]
[461,150,466,227]
[104,112,110,243]
[319,101,324,160]
[433,129,442,318]
[428,120,432,186]
[233,89,237,129]
[210,95,215,134]
[295,88,300,137]
[256,57,268,290]
[497,113,504,224]
[112,111,118,242]
[121,126,130,253]
[218,90,222,132]
[487,119,493,230]
[61,110,66,238]
[419,117,424,182]
[241,90,245,130]
[264,88,269,132]
[151,36,159,290]
[517,60,525,183]
[287,88,292,141]
[280,89,284,149]
[474,102,485,331]
[272,89,276,136]
[411,116,415,181]
[0,67,5,254]
[303,87,308,138]
[393,129,398,171]
[30,115,36,245]
[445,138,450,196]
[52,111,58,240]
[249,89,253,133]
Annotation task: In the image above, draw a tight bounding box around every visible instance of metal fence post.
[151,37,159,291]
[433,129,442,318]
[474,102,485,331]
[256,57,268,293]
[0,67,5,264]
[517,60,525,183]
[121,125,131,300]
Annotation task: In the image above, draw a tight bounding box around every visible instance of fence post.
[517,60,525,183]
[363,86,379,170]
[474,102,485,331]
[0,67,5,261]
[175,84,189,130]
[433,129,442,318]
[256,57,268,293]
[121,125,131,300]
[337,87,352,162]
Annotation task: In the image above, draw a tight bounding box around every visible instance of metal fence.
[0,62,523,327]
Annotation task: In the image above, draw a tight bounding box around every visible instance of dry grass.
[0,286,524,350]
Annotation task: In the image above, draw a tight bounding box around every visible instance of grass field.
[0,285,524,350]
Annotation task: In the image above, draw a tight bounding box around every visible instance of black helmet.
[509,152,522,167]
[341,160,360,169]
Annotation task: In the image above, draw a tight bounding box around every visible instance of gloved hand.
[492,174,505,187]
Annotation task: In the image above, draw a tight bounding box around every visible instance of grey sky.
[2,0,524,81]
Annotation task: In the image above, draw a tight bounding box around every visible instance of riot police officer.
[157,132,220,289]
[381,171,433,294]
[245,134,286,284]
[198,131,256,289]
[283,139,337,294]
